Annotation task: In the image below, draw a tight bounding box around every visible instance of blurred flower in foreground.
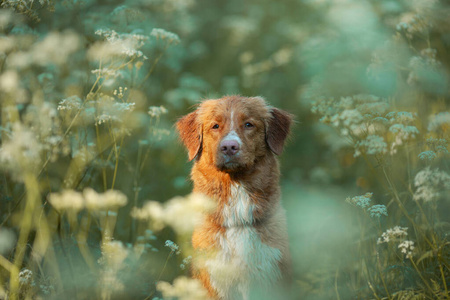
[48,190,85,213]
[131,193,215,235]
[165,240,181,255]
[180,256,192,270]
[0,123,43,181]
[98,240,129,298]
[156,276,208,300]
[83,188,128,210]
[48,188,128,212]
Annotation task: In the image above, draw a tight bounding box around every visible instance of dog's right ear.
[176,111,202,161]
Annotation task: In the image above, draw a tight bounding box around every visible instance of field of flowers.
[0,0,449,299]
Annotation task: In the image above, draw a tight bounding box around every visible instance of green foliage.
[0,0,449,299]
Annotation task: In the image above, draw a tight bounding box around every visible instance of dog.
[176,95,292,299]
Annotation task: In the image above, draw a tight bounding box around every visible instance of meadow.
[0,0,449,299]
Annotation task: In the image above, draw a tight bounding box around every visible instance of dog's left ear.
[176,111,203,161]
[266,108,293,155]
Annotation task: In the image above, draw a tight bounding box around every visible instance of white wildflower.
[58,96,83,111]
[113,86,128,99]
[48,190,85,213]
[131,193,215,235]
[151,28,181,45]
[398,240,415,259]
[377,226,408,244]
[0,123,43,180]
[19,268,33,286]
[0,70,19,92]
[389,124,419,154]
[386,111,416,124]
[31,31,80,66]
[98,240,129,298]
[91,68,120,78]
[428,112,450,132]
[156,276,209,300]
[93,94,135,125]
[90,28,149,61]
[99,240,129,268]
[413,167,450,202]
[83,188,128,211]
[148,105,168,118]
[354,135,387,157]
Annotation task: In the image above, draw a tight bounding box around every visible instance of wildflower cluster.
[131,193,215,235]
[94,28,149,60]
[346,192,373,208]
[312,94,420,157]
[312,94,389,137]
[377,227,415,259]
[57,96,83,111]
[398,240,415,259]
[156,276,208,300]
[346,192,388,218]
[148,105,168,118]
[428,112,450,133]
[180,256,192,270]
[151,28,181,45]
[367,205,388,218]
[48,188,128,212]
[18,269,33,286]
[98,240,130,297]
[165,240,181,255]
[377,226,408,244]
[354,135,387,157]
[413,167,450,202]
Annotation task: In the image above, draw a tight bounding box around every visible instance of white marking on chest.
[205,184,282,299]
[222,184,253,227]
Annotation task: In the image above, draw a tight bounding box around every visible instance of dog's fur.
[176,96,292,299]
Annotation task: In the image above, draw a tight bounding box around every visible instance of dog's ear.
[176,111,202,161]
[266,108,293,155]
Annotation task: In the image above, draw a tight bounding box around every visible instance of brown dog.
[176,95,292,299]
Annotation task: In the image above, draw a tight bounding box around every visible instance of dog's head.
[176,96,292,173]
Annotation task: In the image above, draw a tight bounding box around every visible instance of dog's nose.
[220,140,240,156]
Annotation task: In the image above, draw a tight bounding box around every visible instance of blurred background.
[0,0,449,299]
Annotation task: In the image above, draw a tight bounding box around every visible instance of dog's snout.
[220,140,240,156]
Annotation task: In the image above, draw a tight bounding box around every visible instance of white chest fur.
[205,184,282,300]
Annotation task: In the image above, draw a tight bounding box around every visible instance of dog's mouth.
[216,156,245,172]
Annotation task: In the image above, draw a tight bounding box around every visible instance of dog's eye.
[212,124,219,129]
[244,122,254,128]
